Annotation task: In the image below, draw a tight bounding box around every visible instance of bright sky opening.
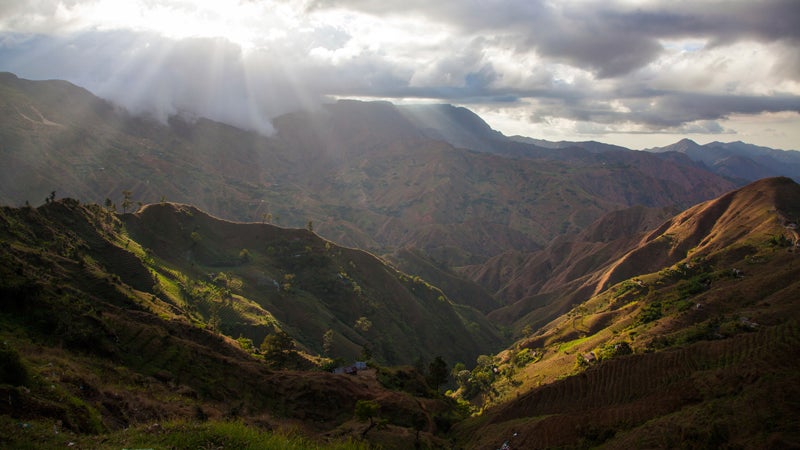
[0,0,798,149]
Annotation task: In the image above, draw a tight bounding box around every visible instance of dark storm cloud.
[0,1,797,143]
[311,0,800,77]
[527,91,800,132]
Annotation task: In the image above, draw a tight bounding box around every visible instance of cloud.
[0,1,797,147]
[524,91,800,130]
[0,29,353,134]
[310,0,800,77]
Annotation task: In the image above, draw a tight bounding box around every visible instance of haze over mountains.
[2,73,800,448]
[0,72,745,313]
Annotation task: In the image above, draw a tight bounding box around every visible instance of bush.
[637,302,662,324]
[512,348,536,367]
[0,345,29,386]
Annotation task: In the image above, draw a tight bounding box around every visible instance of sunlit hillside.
[2,72,799,449]
[450,177,800,448]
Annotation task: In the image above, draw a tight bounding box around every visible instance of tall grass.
[3,419,371,450]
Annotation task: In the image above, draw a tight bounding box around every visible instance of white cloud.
[0,0,797,148]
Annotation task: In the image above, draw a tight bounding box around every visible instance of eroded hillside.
[0,199,488,448]
[451,177,800,449]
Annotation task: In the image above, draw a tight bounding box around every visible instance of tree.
[360,344,373,361]
[306,220,314,232]
[427,356,449,391]
[207,309,221,333]
[354,316,372,333]
[451,362,466,380]
[104,198,116,212]
[261,331,295,367]
[238,248,251,263]
[322,329,334,356]
[354,399,381,438]
[121,190,133,213]
[521,324,533,337]
[282,273,295,292]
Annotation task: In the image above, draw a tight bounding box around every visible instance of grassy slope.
[0,200,468,448]
[120,202,502,366]
[451,177,800,449]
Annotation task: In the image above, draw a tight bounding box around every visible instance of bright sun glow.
[2,0,797,149]
[74,0,296,49]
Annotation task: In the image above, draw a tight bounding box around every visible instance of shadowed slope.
[0,200,471,448]
[451,177,800,449]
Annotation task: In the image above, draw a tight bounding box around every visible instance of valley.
[1,73,799,448]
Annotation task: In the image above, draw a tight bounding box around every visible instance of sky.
[0,0,799,149]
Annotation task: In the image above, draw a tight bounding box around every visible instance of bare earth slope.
[453,177,800,449]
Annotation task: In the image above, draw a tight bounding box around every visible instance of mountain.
[268,99,739,253]
[508,135,631,153]
[3,71,800,448]
[6,197,502,366]
[647,138,800,182]
[450,177,800,448]
[123,201,503,365]
[397,103,507,153]
[0,72,742,314]
[0,198,488,448]
[468,204,680,331]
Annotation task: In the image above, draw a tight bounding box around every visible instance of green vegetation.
[0,418,370,450]
[260,330,297,368]
[0,199,477,448]
[354,400,383,438]
[0,343,29,386]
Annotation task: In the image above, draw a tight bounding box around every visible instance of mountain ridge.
[452,176,800,448]
[0,72,742,315]
[2,66,800,447]
[646,138,800,182]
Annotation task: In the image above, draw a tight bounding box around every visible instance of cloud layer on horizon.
[0,0,798,147]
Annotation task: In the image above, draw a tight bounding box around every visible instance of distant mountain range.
[0,72,740,312]
[645,138,800,183]
[390,101,800,184]
[2,72,800,448]
[2,177,797,448]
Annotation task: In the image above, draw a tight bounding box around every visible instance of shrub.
[512,348,536,367]
[637,302,662,324]
[0,344,29,386]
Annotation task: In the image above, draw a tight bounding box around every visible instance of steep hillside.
[0,73,740,310]
[120,202,502,365]
[270,99,738,259]
[472,205,678,330]
[0,199,485,448]
[451,177,800,448]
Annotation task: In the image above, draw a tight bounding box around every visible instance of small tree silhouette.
[322,329,334,356]
[260,331,295,367]
[121,190,133,213]
[427,356,449,391]
[355,399,382,438]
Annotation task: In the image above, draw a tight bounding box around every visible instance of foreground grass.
[1,418,370,450]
